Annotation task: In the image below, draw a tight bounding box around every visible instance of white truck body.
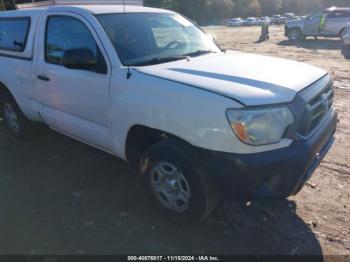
[0,4,329,156]
[0,4,337,222]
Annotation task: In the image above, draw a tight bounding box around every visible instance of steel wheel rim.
[150,162,191,212]
[4,102,20,133]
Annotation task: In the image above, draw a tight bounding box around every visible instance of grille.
[298,80,334,137]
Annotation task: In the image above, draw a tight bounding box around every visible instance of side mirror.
[63,48,97,70]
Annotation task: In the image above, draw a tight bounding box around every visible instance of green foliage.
[144,0,350,24]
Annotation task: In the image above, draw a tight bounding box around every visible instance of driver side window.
[45,16,107,74]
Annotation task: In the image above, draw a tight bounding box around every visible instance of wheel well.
[289,27,302,33]
[125,125,183,164]
[340,27,346,36]
[0,82,11,97]
[0,82,12,117]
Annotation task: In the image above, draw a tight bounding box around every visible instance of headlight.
[226,107,294,146]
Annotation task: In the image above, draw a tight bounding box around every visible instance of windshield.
[306,11,322,19]
[97,13,221,66]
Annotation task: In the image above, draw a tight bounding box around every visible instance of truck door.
[324,10,350,36]
[33,13,112,151]
[303,12,322,36]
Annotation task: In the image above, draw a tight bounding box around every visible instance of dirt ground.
[206,25,350,255]
[0,25,349,256]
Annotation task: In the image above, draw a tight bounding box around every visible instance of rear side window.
[328,11,350,19]
[0,18,30,52]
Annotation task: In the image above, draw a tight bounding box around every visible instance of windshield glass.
[307,12,322,19]
[97,13,221,66]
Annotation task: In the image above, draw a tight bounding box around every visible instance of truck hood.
[135,51,327,106]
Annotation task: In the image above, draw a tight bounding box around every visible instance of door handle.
[37,75,50,82]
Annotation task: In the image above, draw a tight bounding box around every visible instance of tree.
[258,0,282,16]
[3,0,16,10]
[144,0,350,24]
[246,0,261,17]
[0,0,5,11]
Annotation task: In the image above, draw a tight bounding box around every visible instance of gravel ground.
[0,25,349,256]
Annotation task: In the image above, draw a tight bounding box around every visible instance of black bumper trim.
[192,109,337,200]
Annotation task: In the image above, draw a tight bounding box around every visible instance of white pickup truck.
[0,4,337,223]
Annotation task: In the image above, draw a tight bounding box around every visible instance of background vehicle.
[0,3,337,224]
[342,23,350,58]
[227,18,243,27]
[243,17,258,26]
[271,15,282,24]
[284,13,296,20]
[278,16,289,24]
[285,7,350,41]
[258,16,271,25]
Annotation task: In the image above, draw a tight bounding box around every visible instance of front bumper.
[194,109,337,200]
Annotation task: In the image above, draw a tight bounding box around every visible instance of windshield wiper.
[132,56,189,66]
[183,50,216,57]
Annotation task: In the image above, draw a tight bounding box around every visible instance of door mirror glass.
[63,48,97,70]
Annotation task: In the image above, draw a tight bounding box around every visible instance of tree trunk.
[0,0,6,10]
[3,0,16,10]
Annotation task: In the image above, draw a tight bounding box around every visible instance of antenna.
[123,0,132,79]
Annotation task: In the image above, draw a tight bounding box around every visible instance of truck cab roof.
[0,4,172,17]
[326,7,350,11]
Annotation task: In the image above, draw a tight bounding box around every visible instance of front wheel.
[140,139,218,224]
[340,28,347,40]
[342,45,350,59]
[0,94,34,139]
[287,28,304,41]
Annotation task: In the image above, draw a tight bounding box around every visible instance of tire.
[140,139,218,224]
[287,28,304,41]
[340,28,347,40]
[342,45,350,59]
[0,93,35,139]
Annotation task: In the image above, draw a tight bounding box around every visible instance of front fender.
[109,68,245,159]
[109,68,295,160]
